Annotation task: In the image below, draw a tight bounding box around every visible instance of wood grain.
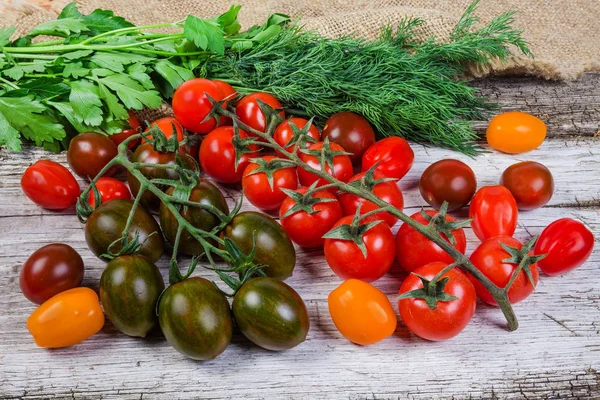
[1,74,599,400]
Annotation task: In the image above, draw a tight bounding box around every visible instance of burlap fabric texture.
[3,0,599,80]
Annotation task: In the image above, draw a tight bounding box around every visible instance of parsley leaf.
[0,96,66,146]
[29,18,90,37]
[63,62,89,78]
[127,63,154,90]
[2,62,48,80]
[57,2,82,19]
[19,78,70,99]
[69,80,103,126]
[154,60,194,91]
[0,26,16,47]
[90,52,153,73]
[81,8,135,35]
[97,81,128,120]
[47,100,92,132]
[0,110,22,151]
[61,49,94,60]
[100,74,162,110]
[217,5,242,35]
[184,16,225,55]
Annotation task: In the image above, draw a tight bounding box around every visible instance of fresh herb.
[0,1,530,153]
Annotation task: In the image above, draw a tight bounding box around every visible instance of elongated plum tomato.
[535,218,595,275]
[242,156,298,211]
[158,277,232,360]
[328,279,397,345]
[469,185,518,241]
[172,78,225,134]
[20,243,84,304]
[273,117,320,157]
[21,160,80,210]
[200,126,259,184]
[235,92,285,134]
[87,177,131,207]
[468,236,539,306]
[399,262,476,341]
[419,159,477,212]
[279,187,343,248]
[361,137,414,180]
[321,112,375,164]
[500,161,554,210]
[67,132,118,179]
[486,111,546,154]
[100,255,164,337]
[233,277,310,351]
[213,80,237,126]
[338,171,404,227]
[297,141,353,193]
[109,111,142,150]
[395,210,467,273]
[324,216,395,282]
[27,287,104,348]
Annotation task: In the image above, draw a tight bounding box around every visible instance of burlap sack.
[2,0,599,80]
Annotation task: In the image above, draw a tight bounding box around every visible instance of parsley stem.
[0,77,19,90]
[0,53,57,60]
[29,39,65,47]
[78,22,182,45]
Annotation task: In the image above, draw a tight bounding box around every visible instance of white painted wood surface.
[0,74,599,399]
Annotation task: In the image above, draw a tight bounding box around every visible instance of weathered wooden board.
[0,74,599,400]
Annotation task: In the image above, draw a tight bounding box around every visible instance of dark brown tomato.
[20,243,84,304]
[419,159,477,212]
[233,277,310,351]
[220,211,296,280]
[500,161,554,210]
[127,142,197,212]
[99,255,165,337]
[84,199,164,262]
[159,180,230,255]
[322,112,376,164]
[67,132,119,179]
[158,277,232,360]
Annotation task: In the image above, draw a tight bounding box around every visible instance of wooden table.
[1,73,599,399]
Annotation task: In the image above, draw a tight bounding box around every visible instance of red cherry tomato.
[87,177,131,207]
[213,80,237,126]
[242,156,298,211]
[361,137,414,180]
[172,78,225,134]
[199,126,258,184]
[279,187,343,248]
[235,92,285,134]
[338,171,404,227]
[67,132,118,179]
[500,161,554,210]
[468,236,539,306]
[20,243,84,304]
[21,160,80,210]
[395,210,467,273]
[273,118,320,157]
[469,185,518,241]
[419,159,477,212]
[321,112,376,164]
[324,216,395,282]
[535,218,595,276]
[109,112,143,150]
[297,141,353,193]
[398,262,476,341]
[145,117,184,142]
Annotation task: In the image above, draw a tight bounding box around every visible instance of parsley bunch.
[0,1,530,154]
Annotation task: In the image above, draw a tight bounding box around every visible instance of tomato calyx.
[397,270,459,310]
[142,123,182,153]
[347,164,396,192]
[299,137,352,174]
[322,206,383,257]
[254,98,286,133]
[421,202,471,246]
[500,236,546,290]
[231,123,262,170]
[279,182,338,218]
[103,229,158,261]
[282,117,319,150]
[245,157,296,190]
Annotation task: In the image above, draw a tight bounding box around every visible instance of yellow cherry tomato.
[328,279,397,345]
[27,287,104,348]
[486,111,546,154]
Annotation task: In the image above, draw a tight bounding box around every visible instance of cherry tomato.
[273,117,320,157]
[144,117,184,142]
[535,218,595,276]
[361,137,414,180]
[338,171,404,227]
[322,112,375,164]
[109,111,142,150]
[469,185,518,241]
[419,159,477,212]
[500,161,554,210]
[172,78,225,134]
[21,160,80,210]
[395,210,467,273]
[214,80,237,126]
[486,111,546,154]
[67,132,118,179]
[328,279,397,345]
[236,92,285,134]
[199,126,258,184]
[324,216,395,282]
[279,187,343,248]
[468,236,539,306]
[20,243,84,304]
[398,262,476,341]
[27,287,104,348]
[87,177,131,207]
[297,141,353,193]
[242,156,298,211]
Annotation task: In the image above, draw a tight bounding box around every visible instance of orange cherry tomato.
[27,287,104,348]
[486,111,546,154]
[328,279,397,345]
